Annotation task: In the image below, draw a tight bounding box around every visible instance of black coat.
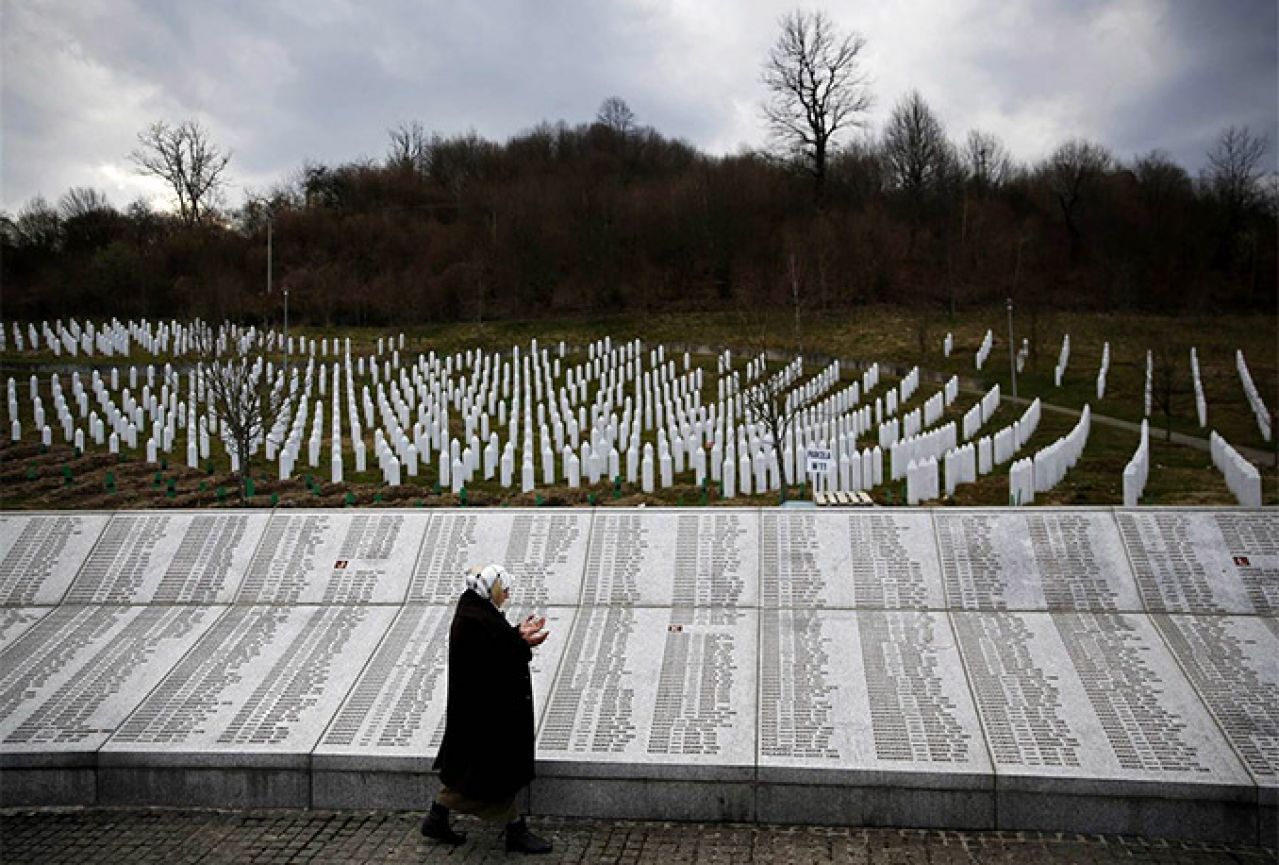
[433,590,536,801]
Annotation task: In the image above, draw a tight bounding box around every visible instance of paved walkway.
[1,809,1273,864]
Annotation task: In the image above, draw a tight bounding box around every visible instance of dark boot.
[503,817,552,854]
[420,801,467,845]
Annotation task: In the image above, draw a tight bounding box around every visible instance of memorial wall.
[0,507,1274,843]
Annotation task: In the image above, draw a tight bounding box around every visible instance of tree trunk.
[789,252,803,358]
[238,440,252,500]
[813,141,827,208]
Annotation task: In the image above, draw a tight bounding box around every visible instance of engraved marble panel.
[0,606,224,753]
[64,513,268,604]
[315,604,574,762]
[1152,614,1279,785]
[758,609,989,782]
[580,510,757,608]
[102,605,396,760]
[537,606,756,775]
[0,608,50,647]
[0,505,1269,835]
[236,512,428,604]
[1,607,136,727]
[935,511,1141,611]
[1118,510,1278,615]
[409,510,589,606]
[0,513,109,605]
[760,511,944,609]
[952,611,1250,788]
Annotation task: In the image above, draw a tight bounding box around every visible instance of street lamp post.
[1006,297,1017,400]
[267,216,290,382]
[284,286,290,382]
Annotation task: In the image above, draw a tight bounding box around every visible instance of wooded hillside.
[4,112,1274,324]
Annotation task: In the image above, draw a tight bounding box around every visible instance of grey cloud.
[2,0,1275,211]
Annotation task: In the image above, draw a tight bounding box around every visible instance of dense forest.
[3,96,1275,326]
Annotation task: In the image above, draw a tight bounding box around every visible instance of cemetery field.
[433,307,1277,453]
[0,395,1251,510]
[1,306,1274,510]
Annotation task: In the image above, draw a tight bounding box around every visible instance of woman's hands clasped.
[518,615,550,647]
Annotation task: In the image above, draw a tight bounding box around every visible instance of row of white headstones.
[942,328,1267,506]
[5,320,1063,504]
[8,316,1269,445]
[943,329,1029,373]
[944,327,1271,442]
[1,317,226,358]
[2,318,1260,505]
[269,337,888,499]
[1210,432,1263,507]
[1133,347,1265,505]
[1007,404,1090,506]
[1237,349,1272,442]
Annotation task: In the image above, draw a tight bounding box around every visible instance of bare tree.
[883,92,954,192]
[958,131,1013,293]
[1203,126,1270,278]
[963,130,1012,194]
[1044,138,1112,262]
[787,249,804,357]
[193,322,294,500]
[732,304,822,502]
[1258,173,1279,219]
[1149,342,1192,443]
[741,382,781,500]
[882,89,960,310]
[387,120,431,174]
[14,196,62,248]
[596,97,637,136]
[761,10,871,203]
[129,120,231,227]
[1204,125,1269,211]
[0,212,17,247]
[1132,150,1191,205]
[882,91,958,226]
[58,187,113,220]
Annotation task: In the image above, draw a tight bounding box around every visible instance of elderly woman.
[421,564,552,855]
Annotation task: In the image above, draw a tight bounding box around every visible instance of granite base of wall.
[2,760,1267,846]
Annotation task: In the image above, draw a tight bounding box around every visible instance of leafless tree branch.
[192,322,293,499]
[761,10,871,202]
[129,120,231,227]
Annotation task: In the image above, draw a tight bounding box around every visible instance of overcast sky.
[3,0,1276,213]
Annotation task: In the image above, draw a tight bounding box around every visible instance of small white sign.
[805,447,833,475]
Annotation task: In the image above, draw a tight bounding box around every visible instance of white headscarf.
[465,564,509,602]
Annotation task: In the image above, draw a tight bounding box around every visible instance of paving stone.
[1,808,1273,865]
